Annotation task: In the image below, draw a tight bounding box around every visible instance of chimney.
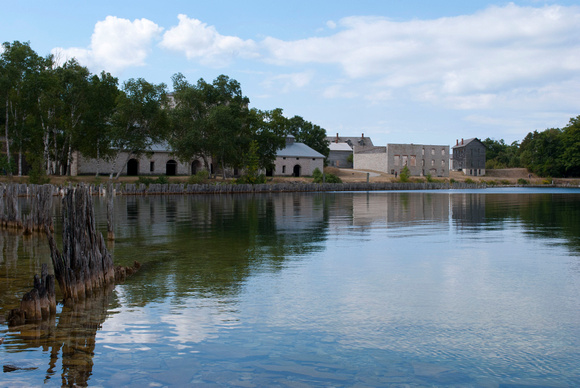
[361,133,364,138]
[461,138,464,145]
[456,139,458,146]
[336,133,339,143]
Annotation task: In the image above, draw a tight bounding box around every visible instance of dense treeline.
[0,41,330,180]
[483,116,580,177]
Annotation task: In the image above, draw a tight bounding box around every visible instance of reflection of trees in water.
[109,193,334,306]
[6,285,116,386]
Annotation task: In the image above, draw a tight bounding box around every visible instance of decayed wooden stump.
[6,263,56,326]
[46,186,116,303]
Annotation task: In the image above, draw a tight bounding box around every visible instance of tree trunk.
[5,99,11,176]
[115,153,132,180]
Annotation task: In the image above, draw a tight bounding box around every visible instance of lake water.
[1,188,580,387]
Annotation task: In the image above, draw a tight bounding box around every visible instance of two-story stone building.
[452,138,486,176]
[353,143,450,177]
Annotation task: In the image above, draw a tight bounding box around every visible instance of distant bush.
[138,176,170,185]
[189,170,210,184]
[465,178,475,184]
[500,180,510,185]
[517,178,529,185]
[542,178,553,185]
[450,178,456,184]
[236,173,267,184]
[313,168,342,183]
[156,175,169,184]
[399,166,410,182]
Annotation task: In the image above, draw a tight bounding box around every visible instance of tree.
[247,108,287,171]
[0,41,47,175]
[519,128,564,177]
[110,78,168,179]
[560,116,580,177]
[287,115,329,159]
[79,72,119,177]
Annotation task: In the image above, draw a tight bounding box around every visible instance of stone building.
[71,143,205,177]
[452,138,486,176]
[353,143,450,177]
[273,135,324,177]
[325,133,373,168]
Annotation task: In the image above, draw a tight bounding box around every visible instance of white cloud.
[160,14,258,67]
[52,16,163,74]
[260,4,580,110]
[261,71,314,93]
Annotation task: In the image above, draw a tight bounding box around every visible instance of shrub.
[137,176,155,186]
[236,173,267,184]
[313,168,342,183]
[189,170,210,184]
[399,166,410,182]
[425,173,433,182]
[156,175,169,184]
[465,178,475,184]
[517,178,529,185]
[500,180,510,185]
[449,178,456,184]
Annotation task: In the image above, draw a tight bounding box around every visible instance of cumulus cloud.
[261,71,314,93]
[261,4,580,109]
[52,16,163,74]
[160,14,258,67]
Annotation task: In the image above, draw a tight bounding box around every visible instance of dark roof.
[326,135,373,148]
[452,138,483,149]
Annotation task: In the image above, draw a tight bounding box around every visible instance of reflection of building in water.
[451,194,486,226]
[352,193,450,226]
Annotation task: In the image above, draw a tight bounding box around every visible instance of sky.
[2,0,580,147]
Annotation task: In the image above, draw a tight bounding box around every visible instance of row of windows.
[393,155,446,167]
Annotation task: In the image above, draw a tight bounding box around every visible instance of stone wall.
[353,146,388,172]
[73,151,204,176]
[273,156,324,177]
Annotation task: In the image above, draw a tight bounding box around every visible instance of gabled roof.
[329,143,353,152]
[277,142,325,158]
[326,135,373,148]
[452,138,483,148]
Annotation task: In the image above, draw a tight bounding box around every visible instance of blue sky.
[2,0,580,146]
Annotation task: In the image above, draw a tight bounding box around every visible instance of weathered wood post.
[6,263,56,326]
[46,185,116,303]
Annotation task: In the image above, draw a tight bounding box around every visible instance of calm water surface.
[1,188,580,387]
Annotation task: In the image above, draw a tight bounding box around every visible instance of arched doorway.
[191,160,201,175]
[166,160,177,176]
[266,168,273,177]
[127,159,139,176]
[293,164,301,177]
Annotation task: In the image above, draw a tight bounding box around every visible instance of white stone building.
[273,136,325,177]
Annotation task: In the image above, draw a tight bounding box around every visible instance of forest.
[0,41,329,181]
[483,115,580,177]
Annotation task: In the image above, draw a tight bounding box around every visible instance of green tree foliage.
[287,115,329,159]
[519,128,564,177]
[399,165,410,182]
[111,78,168,178]
[482,138,520,169]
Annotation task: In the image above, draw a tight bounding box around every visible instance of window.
[422,159,425,167]
[422,148,425,156]
[431,148,435,155]
[441,160,445,167]
[431,159,435,166]
[150,161,155,172]
[394,155,400,166]
[402,155,408,166]
[410,155,416,167]
[441,149,445,156]
[282,166,286,173]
